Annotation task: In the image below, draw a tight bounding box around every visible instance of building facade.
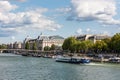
[7,42,22,49]
[76,34,110,43]
[13,42,22,49]
[76,34,93,41]
[23,34,64,51]
[7,43,13,49]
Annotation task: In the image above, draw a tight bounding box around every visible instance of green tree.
[32,42,37,50]
[0,44,7,49]
[93,40,107,53]
[44,46,50,51]
[62,37,94,53]
[25,42,30,50]
[111,33,120,53]
[50,44,56,50]
[62,37,77,52]
[73,40,94,53]
[102,38,111,52]
[83,40,94,53]
[74,40,81,53]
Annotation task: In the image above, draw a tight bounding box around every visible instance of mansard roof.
[37,35,49,40]
[95,35,110,40]
[49,35,64,40]
[24,34,64,42]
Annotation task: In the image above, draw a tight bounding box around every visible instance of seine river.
[0,53,120,80]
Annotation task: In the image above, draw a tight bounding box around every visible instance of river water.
[0,53,120,80]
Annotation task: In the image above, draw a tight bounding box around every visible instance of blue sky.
[0,0,120,44]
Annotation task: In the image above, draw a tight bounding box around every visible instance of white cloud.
[0,1,17,12]
[76,28,107,35]
[67,0,120,25]
[76,28,91,35]
[76,28,82,34]
[86,28,90,32]
[0,1,61,37]
[11,36,15,40]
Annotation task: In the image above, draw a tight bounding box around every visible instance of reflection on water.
[0,53,120,80]
[0,53,21,56]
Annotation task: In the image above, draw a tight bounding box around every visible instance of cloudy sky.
[0,0,120,43]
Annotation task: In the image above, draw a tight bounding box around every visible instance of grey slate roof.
[49,35,64,40]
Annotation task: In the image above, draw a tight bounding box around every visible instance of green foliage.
[93,40,107,53]
[74,40,94,53]
[62,37,77,52]
[50,44,56,50]
[0,44,7,49]
[82,40,94,53]
[25,42,30,50]
[32,42,37,50]
[110,33,120,53]
[74,40,81,52]
[44,46,50,51]
[62,37,94,53]
[102,38,111,51]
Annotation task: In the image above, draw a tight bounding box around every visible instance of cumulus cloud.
[0,1,17,12]
[67,0,120,25]
[0,1,61,37]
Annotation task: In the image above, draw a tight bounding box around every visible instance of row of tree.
[25,42,37,50]
[44,44,56,51]
[0,44,7,49]
[62,33,120,54]
[25,42,55,51]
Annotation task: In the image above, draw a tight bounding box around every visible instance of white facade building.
[76,34,110,43]
[23,34,64,51]
[13,42,22,49]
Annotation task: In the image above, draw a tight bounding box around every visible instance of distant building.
[7,43,13,49]
[76,34,110,43]
[76,34,93,41]
[23,34,64,51]
[13,42,22,49]
[88,35,110,43]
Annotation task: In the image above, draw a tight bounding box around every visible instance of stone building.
[13,42,22,49]
[23,34,64,51]
[76,34,110,43]
[7,43,13,49]
[7,42,22,49]
[88,35,110,43]
[76,34,93,41]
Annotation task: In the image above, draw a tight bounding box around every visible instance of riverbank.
[19,52,120,64]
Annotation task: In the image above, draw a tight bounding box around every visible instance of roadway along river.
[0,53,120,80]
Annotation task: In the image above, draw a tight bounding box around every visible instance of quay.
[0,49,120,63]
[0,49,58,57]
